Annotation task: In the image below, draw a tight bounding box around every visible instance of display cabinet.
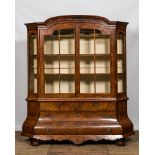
[21,15,134,146]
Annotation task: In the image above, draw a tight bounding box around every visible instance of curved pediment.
[25,15,128,29]
[45,15,116,25]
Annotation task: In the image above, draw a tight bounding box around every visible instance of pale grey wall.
[15,0,139,130]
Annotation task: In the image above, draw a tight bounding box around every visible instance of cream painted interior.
[45,77,75,93]
[80,34,110,93]
[117,38,123,54]
[96,80,110,93]
[29,32,124,94]
[117,78,124,93]
[29,36,37,55]
[80,81,94,93]
[29,35,37,93]
[117,37,124,93]
[44,34,75,93]
[80,37,110,54]
[60,38,75,54]
[44,36,75,55]
[117,59,123,73]
[33,78,37,93]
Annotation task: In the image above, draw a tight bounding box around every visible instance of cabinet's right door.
[78,23,114,97]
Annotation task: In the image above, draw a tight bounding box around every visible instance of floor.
[16,131,139,155]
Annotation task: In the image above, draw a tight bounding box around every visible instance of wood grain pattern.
[21,15,134,145]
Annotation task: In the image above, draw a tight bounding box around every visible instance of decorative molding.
[33,135,123,145]
[25,15,128,30]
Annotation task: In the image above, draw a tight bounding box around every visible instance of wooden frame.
[21,15,134,146]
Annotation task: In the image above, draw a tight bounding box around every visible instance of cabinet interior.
[29,35,37,93]
[117,36,124,93]
[28,28,125,94]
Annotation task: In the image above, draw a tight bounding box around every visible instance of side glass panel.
[28,35,37,93]
[117,35,124,93]
[80,29,110,93]
[44,29,75,93]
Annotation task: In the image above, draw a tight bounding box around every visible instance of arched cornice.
[25,15,128,29]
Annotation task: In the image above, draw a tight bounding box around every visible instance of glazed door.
[77,23,115,97]
[42,24,76,97]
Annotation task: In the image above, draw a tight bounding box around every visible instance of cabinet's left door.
[43,25,76,97]
[28,34,37,94]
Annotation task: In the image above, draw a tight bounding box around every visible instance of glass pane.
[80,29,110,93]
[44,29,75,93]
[44,35,59,55]
[117,36,124,93]
[96,56,110,74]
[28,35,37,93]
[117,77,124,93]
[96,35,110,54]
[29,35,37,55]
[60,56,74,73]
[44,55,59,72]
[60,74,75,93]
[80,33,94,54]
[117,56,123,73]
[96,75,110,93]
[60,30,75,54]
[80,74,94,93]
[28,74,37,93]
[80,56,94,74]
[45,75,59,93]
[117,36,123,54]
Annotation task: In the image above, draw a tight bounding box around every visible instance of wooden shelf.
[45,34,74,38]
[29,73,125,76]
[45,34,110,39]
[45,54,74,57]
[80,34,110,38]
[44,54,110,61]
[29,72,123,76]
[44,67,110,69]
[44,73,124,79]
[29,54,110,59]
[80,54,110,57]
[44,54,110,57]
[44,73,111,81]
[44,73,112,80]
[29,54,37,57]
[117,54,124,58]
